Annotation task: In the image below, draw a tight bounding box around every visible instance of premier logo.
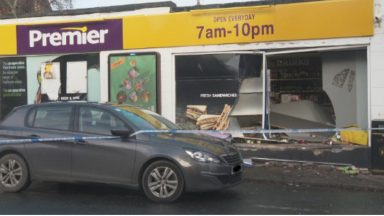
[18,19,122,54]
[29,26,109,48]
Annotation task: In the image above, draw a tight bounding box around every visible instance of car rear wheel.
[142,160,184,202]
[0,154,30,192]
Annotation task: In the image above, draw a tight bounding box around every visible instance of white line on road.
[255,204,328,213]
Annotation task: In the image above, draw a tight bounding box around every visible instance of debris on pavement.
[243,157,384,192]
[337,166,359,176]
[242,158,253,167]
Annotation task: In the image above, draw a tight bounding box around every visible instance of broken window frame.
[264,45,370,144]
[173,51,268,130]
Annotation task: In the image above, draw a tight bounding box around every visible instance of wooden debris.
[186,105,207,120]
[186,104,232,131]
[213,104,232,130]
[197,114,220,130]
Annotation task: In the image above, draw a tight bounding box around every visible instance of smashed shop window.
[175,53,263,131]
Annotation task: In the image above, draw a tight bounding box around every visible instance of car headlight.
[185,149,221,163]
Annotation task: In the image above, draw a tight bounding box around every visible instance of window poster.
[40,62,61,100]
[66,61,88,94]
[109,53,157,112]
[0,57,27,119]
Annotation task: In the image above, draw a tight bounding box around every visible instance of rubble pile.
[186,104,232,130]
[196,114,220,130]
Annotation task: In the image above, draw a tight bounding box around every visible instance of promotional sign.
[109,53,158,112]
[0,0,374,56]
[123,0,373,49]
[17,19,123,55]
[0,57,27,119]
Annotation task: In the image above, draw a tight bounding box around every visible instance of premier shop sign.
[17,19,122,54]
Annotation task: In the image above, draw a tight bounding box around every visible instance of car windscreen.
[113,106,181,130]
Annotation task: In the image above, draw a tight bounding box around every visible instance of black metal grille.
[222,152,242,165]
[216,172,242,184]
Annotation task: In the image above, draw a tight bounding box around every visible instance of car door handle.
[28,134,40,138]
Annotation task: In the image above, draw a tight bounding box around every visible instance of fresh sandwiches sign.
[17,19,123,54]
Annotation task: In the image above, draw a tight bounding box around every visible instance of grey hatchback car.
[0,102,243,202]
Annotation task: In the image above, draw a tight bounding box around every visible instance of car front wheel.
[142,160,184,202]
[0,154,30,192]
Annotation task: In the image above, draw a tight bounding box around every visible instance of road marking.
[255,204,324,213]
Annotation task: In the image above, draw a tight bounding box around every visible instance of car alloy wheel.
[142,160,184,202]
[0,154,29,192]
[148,167,178,198]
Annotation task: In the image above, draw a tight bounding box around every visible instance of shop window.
[267,49,367,133]
[267,54,335,133]
[34,53,100,103]
[175,53,263,130]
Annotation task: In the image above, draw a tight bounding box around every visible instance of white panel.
[41,62,60,100]
[230,94,263,116]
[239,77,263,93]
[322,52,357,127]
[372,105,384,120]
[370,36,384,51]
[375,0,384,34]
[372,87,384,106]
[371,0,384,124]
[161,51,175,121]
[370,51,384,88]
[355,51,368,128]
[87,68,100,102]
[371,68,384,88]
[99,52,109,103]
[66,61,87,94]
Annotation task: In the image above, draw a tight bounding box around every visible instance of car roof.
[17,101,142,111]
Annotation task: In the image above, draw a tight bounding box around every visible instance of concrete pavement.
[236,142,371,167]
[243,157,384,192]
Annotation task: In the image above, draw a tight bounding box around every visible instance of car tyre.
[142,160,184,202]
[0,154,30,192]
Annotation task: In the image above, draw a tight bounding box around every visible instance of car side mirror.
[111,129,133,138]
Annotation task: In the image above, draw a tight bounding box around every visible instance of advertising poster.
[40,62,61,100]
[109,53,157,112]
[0,57,27,119]
[66,61,88,94]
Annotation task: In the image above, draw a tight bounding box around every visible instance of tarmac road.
[0,179,384,214]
